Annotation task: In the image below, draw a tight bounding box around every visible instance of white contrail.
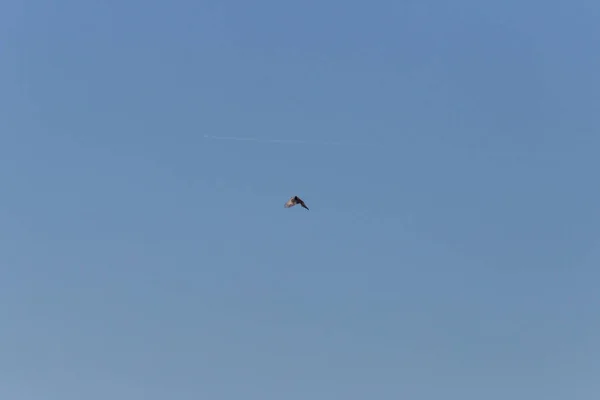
[202,134,366,147]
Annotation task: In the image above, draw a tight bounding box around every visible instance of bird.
[284,195,309,210]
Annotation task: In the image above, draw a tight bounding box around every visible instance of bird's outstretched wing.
[284,197,296,208]
[297,197,309,210]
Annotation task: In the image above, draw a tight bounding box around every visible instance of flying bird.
[284,195,309,210]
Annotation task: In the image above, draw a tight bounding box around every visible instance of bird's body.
[284,195,309,210]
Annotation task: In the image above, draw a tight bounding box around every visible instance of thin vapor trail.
[202,134,367,147]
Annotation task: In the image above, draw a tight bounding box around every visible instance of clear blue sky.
[2,1,599,399]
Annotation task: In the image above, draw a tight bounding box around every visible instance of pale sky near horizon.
[1,1,599,399]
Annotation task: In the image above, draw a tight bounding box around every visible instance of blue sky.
[1,1,599,399]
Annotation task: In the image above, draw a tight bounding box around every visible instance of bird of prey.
[284,195,309,210]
